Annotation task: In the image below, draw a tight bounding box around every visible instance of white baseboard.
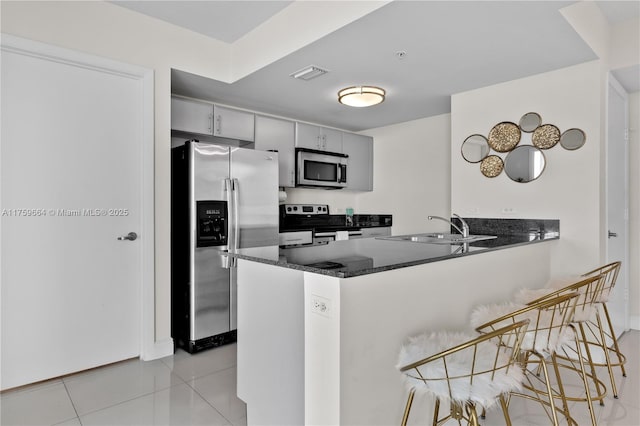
[630,315,640,331]
[141,338,174,361]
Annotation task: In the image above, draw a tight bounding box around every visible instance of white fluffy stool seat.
[397,321,529,426]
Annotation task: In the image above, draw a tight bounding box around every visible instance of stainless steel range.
[279,204,392,245]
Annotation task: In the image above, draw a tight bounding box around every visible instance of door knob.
[608,230,618,238]
[117,232,138,241]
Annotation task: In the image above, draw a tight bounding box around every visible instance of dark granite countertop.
[231,231,559,278]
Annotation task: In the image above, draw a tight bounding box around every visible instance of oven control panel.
[281,204,329,215]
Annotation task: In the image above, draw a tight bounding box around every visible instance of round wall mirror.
[519,112,541,132]
[461,134,490,163]
[504,146,546,183]
[560,128,586,150]
[488,122,521,152]
[532,124,560,149]
[480,155,504,178]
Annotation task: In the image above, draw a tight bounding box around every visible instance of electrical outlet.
[311,294,331,317]
[502,208,516,214]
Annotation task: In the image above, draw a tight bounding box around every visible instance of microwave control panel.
[196,200,227,247]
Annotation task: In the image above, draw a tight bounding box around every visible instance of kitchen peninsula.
[234,221,559,425]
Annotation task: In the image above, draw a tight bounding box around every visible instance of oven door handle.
[314,231,337,238]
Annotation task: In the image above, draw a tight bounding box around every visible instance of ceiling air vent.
[289,65,329,81]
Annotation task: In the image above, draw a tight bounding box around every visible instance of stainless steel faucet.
[427,214,470,237]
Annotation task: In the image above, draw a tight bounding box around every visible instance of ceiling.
[114,1,639,132]
[113,1,293,43]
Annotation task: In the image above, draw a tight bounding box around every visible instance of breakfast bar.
[234,227,559,425]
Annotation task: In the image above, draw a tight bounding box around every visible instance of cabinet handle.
[216,115,221,134]
[208,114,212,132]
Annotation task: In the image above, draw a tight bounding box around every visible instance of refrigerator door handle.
[232,178,240,253]
[222,178,234,269]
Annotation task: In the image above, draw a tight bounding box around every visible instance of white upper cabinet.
[342,132,373,191]
[255,115,296,188]
[295,122,342,153]
[171,96,213,135]
[213,105,255,141]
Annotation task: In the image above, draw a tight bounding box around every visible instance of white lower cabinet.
[342,132,373,191]
[255,115,295,187]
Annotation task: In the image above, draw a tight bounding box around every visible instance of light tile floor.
[1,343,244,426]
[1,332,638,425]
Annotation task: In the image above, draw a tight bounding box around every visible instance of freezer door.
[190,143,232,340]
[230,148,280,249]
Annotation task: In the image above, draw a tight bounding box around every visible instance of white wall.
[285,114,452,235]
[0,1,388,346]
[0,0,234,343]
[451,61,603,276]
[629,91,640,328]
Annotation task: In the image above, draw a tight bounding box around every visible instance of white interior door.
[606,75,630,336]
[1,38,149,389]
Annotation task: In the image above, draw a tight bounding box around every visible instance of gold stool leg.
[432,398,440,426]
[602,303,627,378]
[538,355,561,425]
[571,325,599,426]
[401,388,416,426]
[595,309,619,398]
[551,352,574,425]
[499,394,512,426]
[578,322,607,407]
[466,403,479,426]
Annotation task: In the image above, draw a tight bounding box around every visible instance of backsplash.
[453,217,559,236]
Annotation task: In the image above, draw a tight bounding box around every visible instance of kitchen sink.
[377,233,497,244]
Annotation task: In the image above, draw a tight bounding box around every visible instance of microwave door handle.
[339,164,347,183]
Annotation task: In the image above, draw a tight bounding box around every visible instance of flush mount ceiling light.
[338,86,386,107]
[289,65,329,81]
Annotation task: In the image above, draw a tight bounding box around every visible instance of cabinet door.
[321,127,343,153]
[255,115,295,187]
[213,105,255,141]
[295,122,322,150]
[171,97,213,135]
[342,132,373,191]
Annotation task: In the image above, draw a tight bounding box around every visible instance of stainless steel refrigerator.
[171,141,279,353]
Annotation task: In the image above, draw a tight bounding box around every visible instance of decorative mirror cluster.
[461,112,586,183]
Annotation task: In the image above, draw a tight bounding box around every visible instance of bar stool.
[471,292,580,425]
[516,263,625,398]
[516,262,627,396]
[397,320,529,426]
[517,274,609,426]
[573,262,626,399]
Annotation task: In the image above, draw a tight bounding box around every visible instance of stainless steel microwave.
[296,148,348,189]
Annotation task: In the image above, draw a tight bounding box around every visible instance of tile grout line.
[184,376,235,426]
[185,365,243,426]
[61,380,82,425]
[61,360,186,420]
